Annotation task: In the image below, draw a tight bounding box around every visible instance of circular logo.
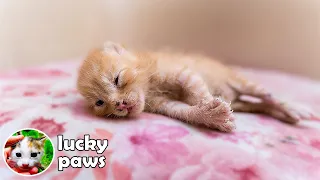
[2,128,55,176]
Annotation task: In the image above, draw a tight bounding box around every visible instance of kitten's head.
[10,137,46,170]
[77,41,156,117]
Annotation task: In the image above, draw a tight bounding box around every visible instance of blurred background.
[0,0,319,79]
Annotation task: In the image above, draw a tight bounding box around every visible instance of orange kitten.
[77,41,316,132]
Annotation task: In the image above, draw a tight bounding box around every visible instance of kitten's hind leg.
[228,73,319,122]
[228,73,271,99]
[146,96,236,132]
[231,101,297,123]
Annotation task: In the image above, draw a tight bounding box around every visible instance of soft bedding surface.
[0,61,320,180]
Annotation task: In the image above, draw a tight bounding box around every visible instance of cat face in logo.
[10,137,46,170]
[77,42,156,117]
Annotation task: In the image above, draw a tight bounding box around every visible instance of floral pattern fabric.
[0,61,320,180]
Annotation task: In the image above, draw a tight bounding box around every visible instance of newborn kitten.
[9,136,46,171]
[77,41,317,132]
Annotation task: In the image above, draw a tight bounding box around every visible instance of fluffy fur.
[77,41,317,132]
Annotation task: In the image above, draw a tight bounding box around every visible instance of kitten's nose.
[116,101,128,110]
[22,164,29,168]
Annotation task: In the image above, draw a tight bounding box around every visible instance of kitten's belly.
[153,52,238,102]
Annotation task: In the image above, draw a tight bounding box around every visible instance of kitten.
[9,136,46,171]
[77,41,317,132]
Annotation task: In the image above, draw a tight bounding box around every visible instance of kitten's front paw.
[194,98,236,132]
[196,98,234,122]
[214,121,236,133]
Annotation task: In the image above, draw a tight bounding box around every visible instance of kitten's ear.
[33,136,47,145]
[40,136,47,144]
[103,41,127,55]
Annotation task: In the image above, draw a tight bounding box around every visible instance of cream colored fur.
[77,42,317,132]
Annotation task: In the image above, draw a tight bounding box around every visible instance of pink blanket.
[0,61,320,180]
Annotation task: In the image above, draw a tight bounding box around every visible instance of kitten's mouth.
[115,103,137,113]
[18,166,31,171]
[108,103,140,118]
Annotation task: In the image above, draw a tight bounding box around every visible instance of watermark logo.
[3,128,54,176]
[57,134,108,171]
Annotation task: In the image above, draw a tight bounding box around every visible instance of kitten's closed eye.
[95,100,104,106]
[16,152,21,157]
[114,74,119,86]
[31,152,38,157]
[114,70,127,87]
